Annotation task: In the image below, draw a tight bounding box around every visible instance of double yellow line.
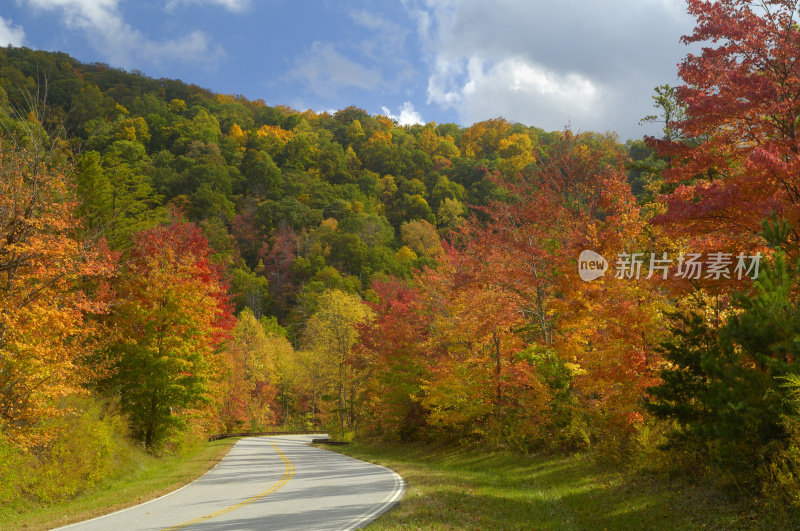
[161,440,295,530]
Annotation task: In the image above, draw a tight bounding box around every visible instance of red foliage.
[356,277,428,439]
[650,0,800,252]
[131,216,234,345]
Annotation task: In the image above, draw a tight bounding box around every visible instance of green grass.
[1,438,237,531]
[326,442,792,530]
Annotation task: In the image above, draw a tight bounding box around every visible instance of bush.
[6,397,131,505]
[163,412,207,457]
[0,433,28,505]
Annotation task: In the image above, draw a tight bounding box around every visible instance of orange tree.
[462,132,664,446]
[357,133,666,449]
[0,139,114,448]
[413,245,550,447]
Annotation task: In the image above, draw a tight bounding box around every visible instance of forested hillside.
[2,0,800,518]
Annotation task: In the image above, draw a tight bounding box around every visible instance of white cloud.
[165,0,249,13]
[381,101,424,126]
[287,41,382,96]
[24,0,224,68]
[452,57,602,129]
[0,16,25,46]
[350,9,393,31]
[406,0,696,138]
[284,8,418,101]
[350,9,409,55]
[350,9,417,87]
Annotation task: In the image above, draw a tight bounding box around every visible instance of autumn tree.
[0,108,115,447]
[413,247,550,446]
[294,347,333,428]
[459,118,510,159]
[260,224,299,316]
[218,308,286,431]
[496,132,536,177]
[302,289,373,437]
[400,219,443,258]
[100,218,232,449]
[650,0,800,255]
[461,131,663,444]
[356,278,428,440]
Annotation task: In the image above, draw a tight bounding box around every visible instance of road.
[58,434,405,531]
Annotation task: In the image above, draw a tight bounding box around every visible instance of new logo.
[578,250,608,281]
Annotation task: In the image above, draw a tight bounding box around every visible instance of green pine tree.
[647,252,800,474]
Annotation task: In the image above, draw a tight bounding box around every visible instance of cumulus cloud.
[453,57,603,130]
[24,0,224,68]
[406,0,695,138]
[381,101,424,125]
[0,16,25,46]
[287,41,382,96]
[165,0,249,13]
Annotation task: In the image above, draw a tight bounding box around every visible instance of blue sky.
[0,0,696,139]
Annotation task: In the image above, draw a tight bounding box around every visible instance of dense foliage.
[1,0,800,517]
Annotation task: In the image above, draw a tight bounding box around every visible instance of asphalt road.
[58,434,405,531]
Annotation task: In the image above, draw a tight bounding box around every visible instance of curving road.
[58,434,404,531]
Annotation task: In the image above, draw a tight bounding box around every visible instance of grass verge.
[326,442,791,530]
[1,438,237,531]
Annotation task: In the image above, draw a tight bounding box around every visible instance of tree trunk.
[493,332,502,417]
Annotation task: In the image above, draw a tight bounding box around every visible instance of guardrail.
[208,430,327,441]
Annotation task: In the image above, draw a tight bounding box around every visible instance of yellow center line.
[160,440,295,530]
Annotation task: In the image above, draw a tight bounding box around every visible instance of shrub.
[0,433,28,505]
[26,397,130,504]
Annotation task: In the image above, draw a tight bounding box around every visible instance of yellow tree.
[302,289,373,437]
[459,118,510,158]
[294,347,334,428]
[400,219,443,257]
[219,309,286,431]
[497,133,536,177]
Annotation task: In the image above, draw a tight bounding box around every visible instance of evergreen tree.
[647,253,800,473]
